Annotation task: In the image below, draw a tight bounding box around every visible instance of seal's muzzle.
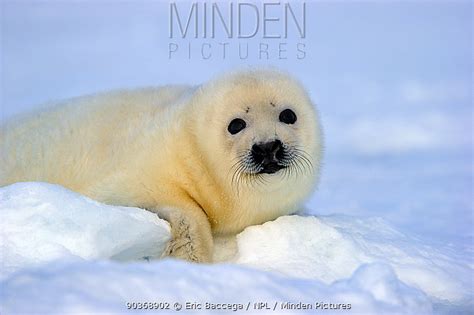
[251,140,286,174]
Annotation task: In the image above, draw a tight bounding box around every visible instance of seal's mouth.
[230,139,313,189]
[258,162,286,174]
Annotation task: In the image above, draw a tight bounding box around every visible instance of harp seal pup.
[0,69,323,263]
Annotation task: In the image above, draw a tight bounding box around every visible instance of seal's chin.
[258,162,286,174]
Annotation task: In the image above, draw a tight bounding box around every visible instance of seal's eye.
[228,118,246,135]
[279,109,297,124]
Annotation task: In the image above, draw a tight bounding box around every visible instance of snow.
[0,260,431,315]
[233,216,472,304]
[0,182,170,276]
[1,183,472,314]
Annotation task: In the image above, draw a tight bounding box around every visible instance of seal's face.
[227,107,310,176]
[225,99,315,190]
[198,70,322,194]
[194,70,321,198]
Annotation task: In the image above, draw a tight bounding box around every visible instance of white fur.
[0,69,323,262]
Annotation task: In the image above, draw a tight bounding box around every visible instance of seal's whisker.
[229,140,315,195]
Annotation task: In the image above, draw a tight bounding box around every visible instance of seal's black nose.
[252,140,282,159]
[251,140,284,174]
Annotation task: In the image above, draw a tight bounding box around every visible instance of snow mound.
[0,260,432,315]
[0,182,472,314]
[233,215,473,305]
[0,182,170,276]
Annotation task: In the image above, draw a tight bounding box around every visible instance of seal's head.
[191,69,322,230]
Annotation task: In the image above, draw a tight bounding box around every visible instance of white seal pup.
[0,69,323,262]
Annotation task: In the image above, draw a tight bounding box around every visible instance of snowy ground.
[1,1,472,315]
[1,183,472,314]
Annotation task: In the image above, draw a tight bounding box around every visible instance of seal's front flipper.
[152,206,213,263]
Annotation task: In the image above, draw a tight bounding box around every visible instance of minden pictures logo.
[168,2,307,60]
